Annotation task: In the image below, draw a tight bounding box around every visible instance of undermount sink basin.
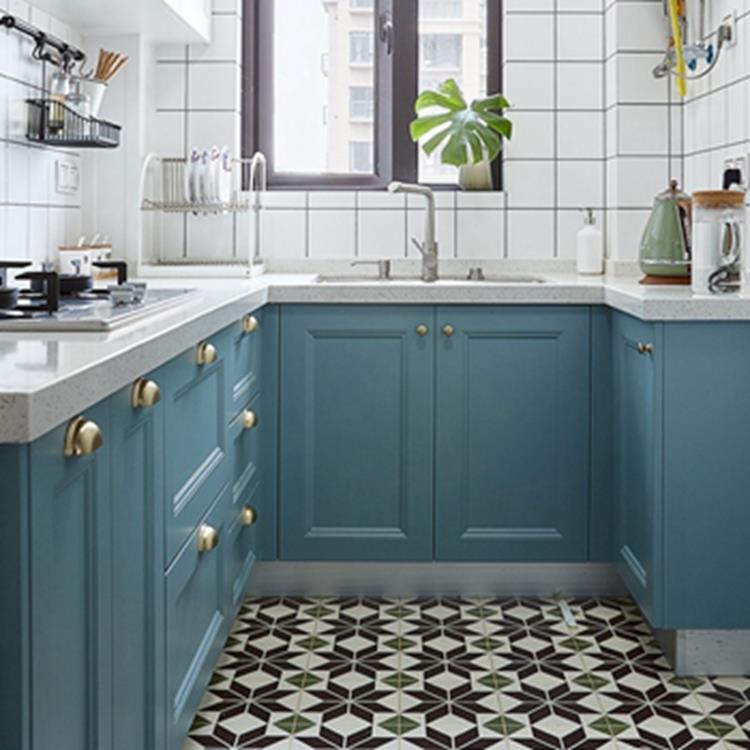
[315,274,548,284]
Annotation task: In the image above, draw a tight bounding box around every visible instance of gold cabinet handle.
[196,341,218,365]
[241,505,257,527]
[196,524,219,553]
[131,378,161,409]
[442,324,455,337]
[242,314,260,334]
[637,342,654,355]
[63,416,104,458]
[242,409,259,430]
[416,324,429,337]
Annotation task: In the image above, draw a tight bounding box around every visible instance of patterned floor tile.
[184,596,750,750]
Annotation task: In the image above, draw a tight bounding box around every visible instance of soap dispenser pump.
[576,208,604,275]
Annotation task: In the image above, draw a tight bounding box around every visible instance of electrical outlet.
[723,156,746,190]
[55,159,80,195]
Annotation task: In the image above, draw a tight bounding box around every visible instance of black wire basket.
[26,98,121,148]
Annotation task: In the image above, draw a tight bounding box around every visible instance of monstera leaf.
[410,79,513,167]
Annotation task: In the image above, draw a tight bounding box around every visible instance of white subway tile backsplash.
[557,111,604,158]
[557,15,602,61]
[156,63,187,110]
[505,14,555,61]
[507,210,555,260]
[358,210,405,258]
[309,210,356,259]
[260,210,307,258]
[456,209,504,259]
[187,62,241,111]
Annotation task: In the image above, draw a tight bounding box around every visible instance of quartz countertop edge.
[4,271,750,443]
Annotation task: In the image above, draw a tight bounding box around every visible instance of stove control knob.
[196,341,218,365]
[242,314,260,334]
[64,416,104,458]
[132,378,161,409]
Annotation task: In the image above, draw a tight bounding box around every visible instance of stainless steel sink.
[314,274,548,284]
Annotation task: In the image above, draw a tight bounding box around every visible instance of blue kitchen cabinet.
[109,372,167,750]
[435,306,591,561]
[162,330,231,564]
[612,312,664,624]
[28,400,113,750]
[279,305,435,560]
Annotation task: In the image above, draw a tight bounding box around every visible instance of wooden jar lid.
[692,190,745,209]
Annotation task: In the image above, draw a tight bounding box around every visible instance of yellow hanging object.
[667,0,688,97]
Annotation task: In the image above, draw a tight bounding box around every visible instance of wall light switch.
[55,159,80,195]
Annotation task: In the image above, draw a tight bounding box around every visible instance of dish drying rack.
[137,153,267,277]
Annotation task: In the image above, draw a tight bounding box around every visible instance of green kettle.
[639,180,691,278]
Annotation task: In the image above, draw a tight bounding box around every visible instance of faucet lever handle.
[411,238,425,256]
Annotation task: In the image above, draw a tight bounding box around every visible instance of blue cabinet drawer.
[225,481,260,611]
[163,329,230,564]
[165,483,229,750]
[230,393,261,505]
[227,308,263,420]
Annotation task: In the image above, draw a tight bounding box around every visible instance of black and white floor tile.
[182,596,750,750]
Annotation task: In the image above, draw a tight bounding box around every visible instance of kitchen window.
[244,0,502,189]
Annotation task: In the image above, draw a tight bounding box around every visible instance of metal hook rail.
[0,13,86,71]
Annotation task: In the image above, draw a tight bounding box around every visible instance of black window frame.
[242,0,502,190]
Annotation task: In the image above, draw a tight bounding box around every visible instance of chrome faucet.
[388,181,438,283]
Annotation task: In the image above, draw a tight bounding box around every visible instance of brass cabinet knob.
[131,378,161,409]
[63,416,104,458]
[416,324,429,337]
[196,524,219,553]
[442,324,455,337]
[637,342,654,355]
[241,505,257,527]
[196,341,218,365]
[242,409,259,430]
[242,314,260,334]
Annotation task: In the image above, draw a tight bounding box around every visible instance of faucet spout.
[388,181,438,282]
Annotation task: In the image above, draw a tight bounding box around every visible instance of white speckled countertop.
[3,270,750,443]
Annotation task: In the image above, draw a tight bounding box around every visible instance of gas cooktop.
[0,261,197,332]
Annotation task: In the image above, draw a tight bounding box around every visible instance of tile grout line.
[287,596,319,750]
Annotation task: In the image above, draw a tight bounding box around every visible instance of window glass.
[418,0,489,184]
[272,0,376,176]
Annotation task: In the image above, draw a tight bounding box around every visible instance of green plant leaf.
[410,113,453,141]
[410,78,513,168]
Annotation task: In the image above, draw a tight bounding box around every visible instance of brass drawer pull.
[131,378,161,409]
[242,410,259,430]
[196,341,218,365]
[637,342,654,355]
[242,314,260,334]
[442,324,455,337]
[196,524,219,553]
[63,416,104,458]
[416,324,429,337]
[241,505,257,527]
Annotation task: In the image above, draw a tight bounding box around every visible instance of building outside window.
[349,31,374,65]
[349,141,374,173]
[421,0,462,18]
[349,86,375,120]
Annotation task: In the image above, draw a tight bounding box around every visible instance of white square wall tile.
[358,191,406,209]
[150,112,186,157]
[186,111,241,153]
[28,206,49,264]
[455,209,504,259]
[504,14,555,61]
[558,112,604,159]
[557,62,603,110]
[558,161,604,208]
[6,205,29,259]
[455,192,504,210]
[504,63,555,110]
[503,112,555,160]
[557,14,602,61]
[407,209,455,259]
[507,210,555,259]
[188,62,241,110]
[616,1,669,52]
[155,63,187,110]
[617,105,669,156]
[309,210,356,258]
[504,161,555,208]
[260,210,307,258]
[309,191,357,209]
[358,210,405,258]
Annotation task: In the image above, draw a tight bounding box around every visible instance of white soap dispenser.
[576,208,604,275]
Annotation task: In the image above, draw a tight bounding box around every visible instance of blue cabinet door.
[612,312,663,624]
[280,305,435,561]
[29,402,112,750]
[109,374,166,750]
[435,306,590,561]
